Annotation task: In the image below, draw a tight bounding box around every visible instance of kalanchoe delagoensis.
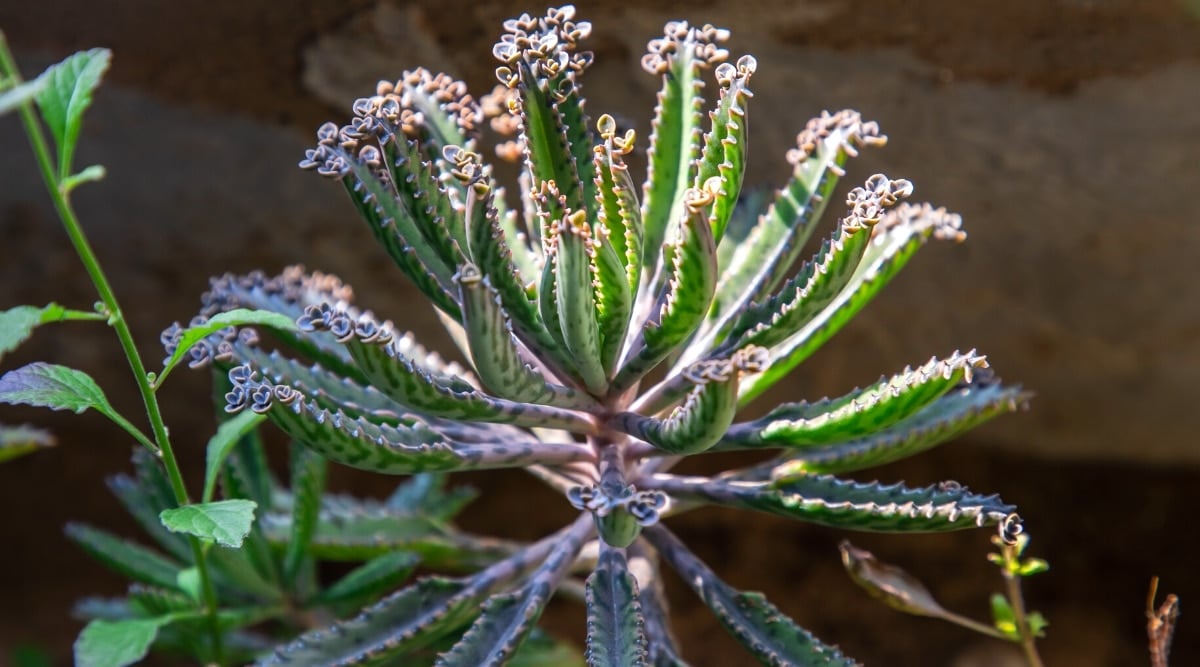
[167,5,1032,665]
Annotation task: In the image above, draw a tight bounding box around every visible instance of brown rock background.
[1,0,1197,664]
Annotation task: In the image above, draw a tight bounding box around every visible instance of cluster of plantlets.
[0,5,1043,665]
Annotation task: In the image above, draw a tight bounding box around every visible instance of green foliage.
[159,500,259,549]
[0,5,1038,666]
[0,423,55,463]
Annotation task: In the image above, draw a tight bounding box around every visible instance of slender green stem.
[1002,563,1046,667]
[0,35,225,664]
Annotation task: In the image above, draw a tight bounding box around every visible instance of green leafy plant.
[0,4,1039,665]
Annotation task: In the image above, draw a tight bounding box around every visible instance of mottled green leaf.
[719,351,988,450]
[283,444,326,590]
[554,210,607,394]
[740,202,966,404]
[645,526,858,666]
[694,56,755,243]
[65,523,183,591]
[650,473,1015,533]
[313,550,421,607]
[437,517,591,666]
[585,547,649,667]
[159,499,258,548]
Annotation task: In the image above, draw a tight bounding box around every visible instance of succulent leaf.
[650,473,1017,533]
[260,534,560,666]
[282,445,326,593]
[614,347,765,454]
[718,351,989,450]
[754,379,1030,476]
[639,21,725,272]
[65,523,183,592]
[739,202,967,404]
[644,525,859,666]
[436,515,593,667]
[694,56,755,243]
[584,546,650,667]
[614,187,718,394]
[312,550,422,608]
[457,264,596,409]
[691,111,887,367]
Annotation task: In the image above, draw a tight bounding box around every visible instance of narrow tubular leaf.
[339,151,462,319]
[224,363,593,474]
[178,266,363,380]
[377,133,468,269]
[613,348,764,454]
[259,528,560,666]
[691,111,887,367]
[65,523,183,592]
[283,445,326,590]
[745,380,1030,476]
[313,550,422,607]
[555,210,608,394]
[457,264,595,409]
[739,203,966,404]
[260,501,515,568]
[508,59,588,214]
[694,56,755,244]
[614,188,718,393]
[436,515,593,667]
[633,548,689,667]
[718,351,989,450]
[592,115,644,294]
[648,474,1017,533]
[585,546,650,667]
[451,149,579,383]
[644,525,859,667]
[639,23,722,272]
[296,304,595,432]
[593,222,632,376]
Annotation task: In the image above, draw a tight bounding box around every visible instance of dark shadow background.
[1,1,1198,665]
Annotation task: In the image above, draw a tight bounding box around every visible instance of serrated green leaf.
[378,136,468,270]
[699,110,886,359]
[35,48,111,179]
[739,203,964,404]
[74,617,168,667]
[313,550,421,608]
[283,444,326,591]
[159,499,257,548]
[510,61,587,215]
[201,409,265,503]
[719,351,987,451]
[739,380,1029,477]
[386,473,477,521]
[65,523,183,591]
[693,56,754,243]
[0,423,55,463]
[645,526,859,666]
[456,265,594,409]
[158,308,298,386]
[614,348,760,454]
[0,74,48,115]
[614,191,717,393]
[260,535,560,666]
[650,474,1016,533]
[0,362,112,415]
[585,547,649,667]
[436,517,591,667]
[555,210,607,394]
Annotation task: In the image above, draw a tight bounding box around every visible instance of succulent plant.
[160,5,1029,665]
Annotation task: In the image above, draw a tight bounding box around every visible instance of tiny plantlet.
[1,6,1057,666]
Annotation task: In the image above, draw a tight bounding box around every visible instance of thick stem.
[0,36,225,664]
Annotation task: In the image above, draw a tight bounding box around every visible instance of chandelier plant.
[150,5,1027,665]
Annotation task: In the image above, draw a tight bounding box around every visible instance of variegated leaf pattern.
[648,473,1017,533]
[645,525,859,666]
[585,546,650,667]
